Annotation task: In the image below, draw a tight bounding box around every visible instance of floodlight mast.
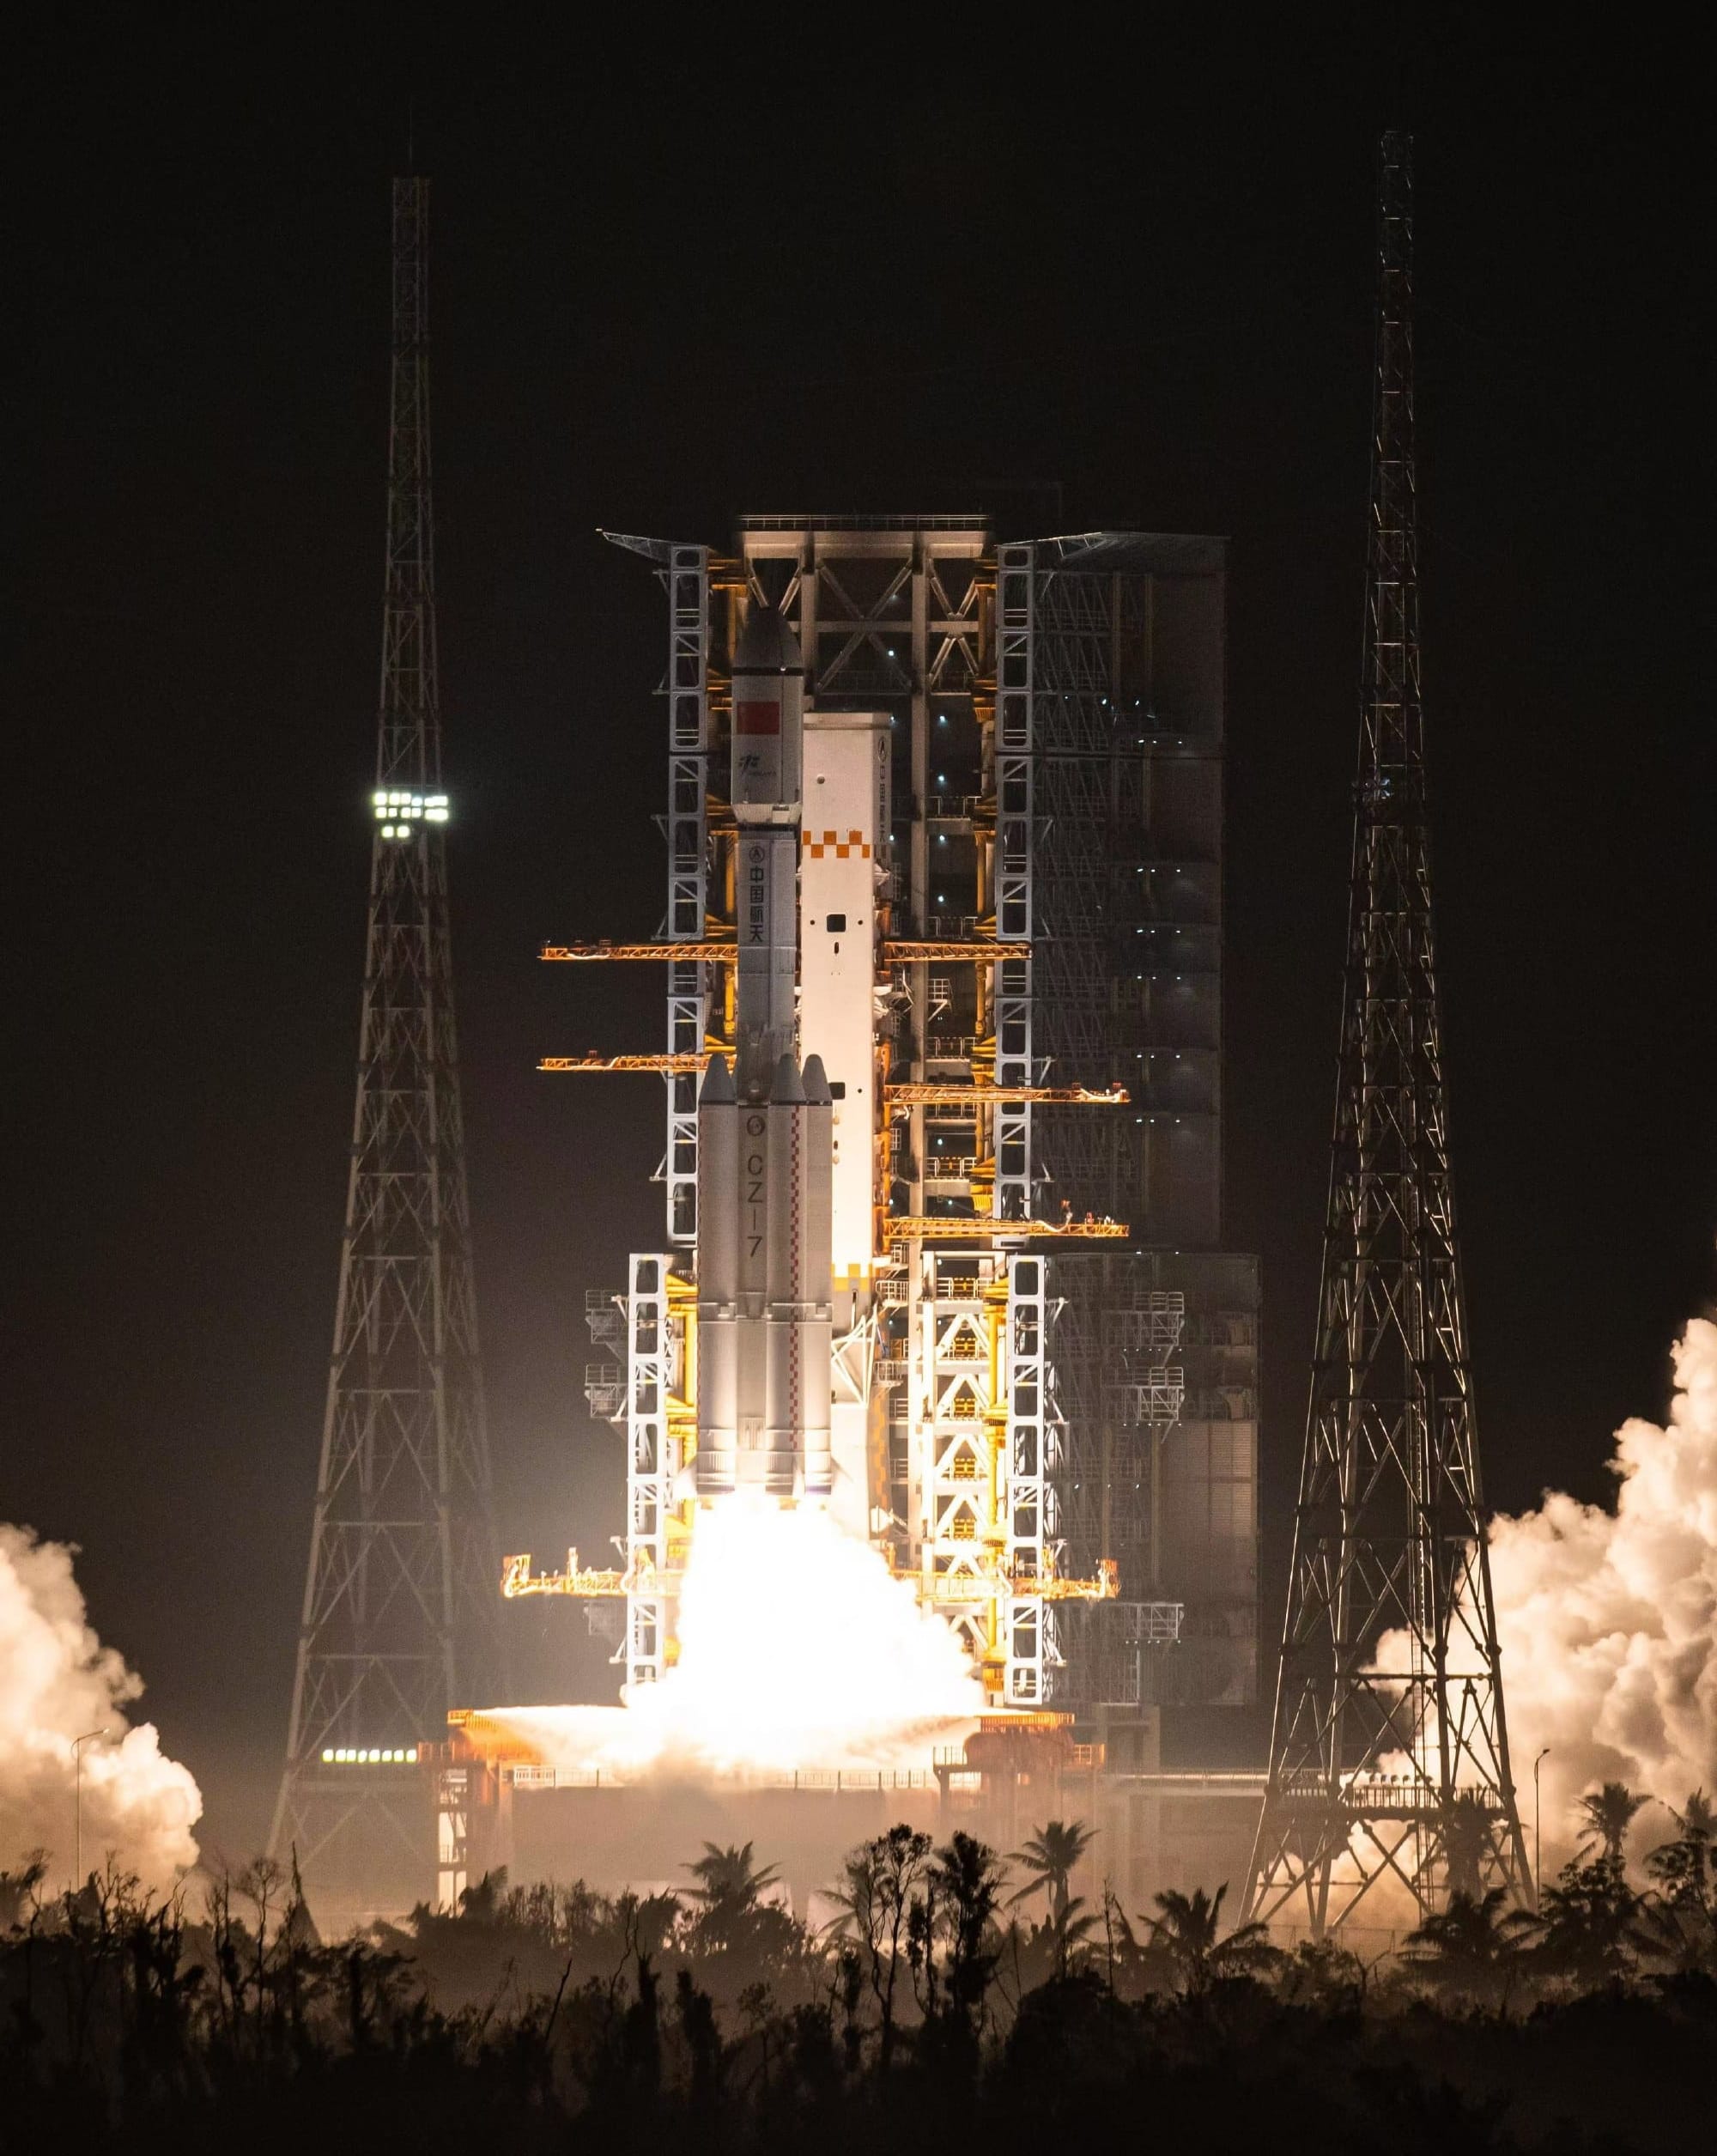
[270,176,504,1920]
[1246,132,1531,1937]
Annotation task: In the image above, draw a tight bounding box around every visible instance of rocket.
[695,607,834,1500]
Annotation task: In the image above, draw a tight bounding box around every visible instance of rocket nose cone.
[732,605,804,676]
[699,1054,737,1105]
[801,1054,832,1106]
[770,1052,807,1105]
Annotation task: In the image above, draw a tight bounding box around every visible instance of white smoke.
[1489,1317,1717,1870]
[489,1493,981,1781]
[0,1523,202,1894]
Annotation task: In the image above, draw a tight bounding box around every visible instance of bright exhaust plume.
[0,1524,202,1892]
[1488,1316,1717,1868]
[492,1494,981,1779]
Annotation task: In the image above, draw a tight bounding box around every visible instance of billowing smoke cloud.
[490,1493,981,1781]
[1490,1318,1717,1869]
[0,1524,202,1894]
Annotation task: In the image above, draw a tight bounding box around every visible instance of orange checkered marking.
[804,828,872,861]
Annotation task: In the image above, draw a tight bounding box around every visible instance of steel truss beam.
[622,1255,681,1687]
[887,1082,1128,1106]
[886,1217,1129,1242]
[541,939,1031,964]
[539,1054,706,1073]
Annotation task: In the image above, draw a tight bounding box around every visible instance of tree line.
[2,1781,1714,2152]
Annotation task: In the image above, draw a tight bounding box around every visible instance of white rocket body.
[731,605,801,1080]
[696,609,834,1500]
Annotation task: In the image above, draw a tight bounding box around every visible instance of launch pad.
[407,512,1267,1928]
[336,508,1265,1928]
[279,158,1530,1949]
[429,1706,1264,1928]
[283,498,1264,1927]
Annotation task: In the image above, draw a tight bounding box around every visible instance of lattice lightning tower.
[272,178,503,1912]
[1247,133,1530,1934]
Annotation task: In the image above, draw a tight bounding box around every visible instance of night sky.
[6,21,1708,1860]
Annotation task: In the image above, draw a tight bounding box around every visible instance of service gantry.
[525,515,1259,1736]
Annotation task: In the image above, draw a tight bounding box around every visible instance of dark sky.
[5,20,1709,1861]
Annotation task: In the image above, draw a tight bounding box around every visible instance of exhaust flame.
[1489,1316,1717,1868]
[0,1524,202,1892]
[492,1495,981,1780]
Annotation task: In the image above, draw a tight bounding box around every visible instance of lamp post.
[1533,1746,1551,1904]
[72,1727,110,1889]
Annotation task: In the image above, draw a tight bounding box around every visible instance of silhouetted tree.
[676,1964,724,2110]
[1646,1789,1716,1911]
[1532,1855,1639,1988]
[1142,1883,1278,1992]
[12,1819,1717,2148]
[1401,1886,1532,2009]
[1577,1781,1649,1871]
[1009,1819,1098,1975]
[833,1823,930,2068]
[1630,1794,1717,1974]
[0,1854,46,1934]
[1008,1818,1091,1929]
[1273,1934,1367,2012]
[685,1841,780,1936]
[1091,1886,1180,1999]
[683,1840,799,1987]
[930,1830,1005,2027]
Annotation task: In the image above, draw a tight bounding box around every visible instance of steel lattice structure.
[272,178,503,1916]
[1247,133,1530,1934]
[573,518,1254,1714]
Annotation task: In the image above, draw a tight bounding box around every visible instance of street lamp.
[71,1727,110,1889]
[1533,1746,1551,1902]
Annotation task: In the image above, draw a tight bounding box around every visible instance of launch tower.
[1246,134,1531,1934]
[530,516,1259,1741]
[272,179,503,1916]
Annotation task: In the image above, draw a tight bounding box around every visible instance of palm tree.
[1401,1886,1532,2009]
[1008,1819,1094,1931]
[1576,1782,1647,1871]
[1008,1819,1097,1976]
[1679,1789,1714,1847]
[1646,1789,1715,1910]
[1632,1887,1717,1976]
[1144,1884,1278,1992]
[686,1839,780,1906]
[1275,1934,1367,2010]
[683,1841,781,1953]
[1636,1790,1717,1974]
[1530,1856,1638,1988]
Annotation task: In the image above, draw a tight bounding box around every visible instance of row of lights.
[373,790,450,841]
[320,1746,419,1764]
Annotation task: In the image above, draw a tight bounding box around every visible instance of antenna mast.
[1247,132,1531,1934]
[271,177,503,1916]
